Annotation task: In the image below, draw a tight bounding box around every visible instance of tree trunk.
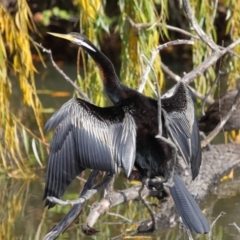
[138,143,240,232]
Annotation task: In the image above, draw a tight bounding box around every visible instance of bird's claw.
[163,179,174,188]
[144,176,175,190]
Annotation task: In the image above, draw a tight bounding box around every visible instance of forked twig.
[43,170,99,239]
[181,38,240,84]
[127,15,240,60]
[229,222,240,233]
[138,39,194,93]
[208,212,226,240]
[161,62,214,104]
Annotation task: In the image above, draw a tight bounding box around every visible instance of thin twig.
[108,232,126,240]
[127,15,240,59]
[201,88,240,148]
[160,62,214,104]
[138,39,194,93]
[43,170,100,240]
[201,60,223,116]
[106,212,133,223]
[46,173,113,206]
[141,54,162,134]
[229,222,240,233]
[186,228,194,240]
[34,42,91,103]
[126,15,198,39]
[76,176,87,182]
[208,212,226,240]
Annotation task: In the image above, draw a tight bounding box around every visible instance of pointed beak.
[47,32,96,52]
[47,32,74,42]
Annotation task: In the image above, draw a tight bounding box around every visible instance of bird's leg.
[155,134,177,188]
[127,170,143,182]
[139,174,156,232]
[200,131,213,151]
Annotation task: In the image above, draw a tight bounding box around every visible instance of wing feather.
[162,83,201,179]
[44,98,136,208]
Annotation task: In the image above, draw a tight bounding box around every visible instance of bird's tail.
[169,173,210,234]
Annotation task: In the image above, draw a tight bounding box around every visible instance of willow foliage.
[0,0,45,178]
[191,0,240,93]
[76,0,165,106]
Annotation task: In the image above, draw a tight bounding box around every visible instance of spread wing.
[162,83,201,179]
[44,98,136,208]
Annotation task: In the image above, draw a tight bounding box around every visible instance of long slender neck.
[82,40,131,104]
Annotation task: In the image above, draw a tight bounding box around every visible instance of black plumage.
[44,32,209,234]
[199,90,240,132]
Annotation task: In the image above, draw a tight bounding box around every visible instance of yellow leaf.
[220,169,234,182]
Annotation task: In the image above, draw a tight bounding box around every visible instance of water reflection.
[1,168,240,240]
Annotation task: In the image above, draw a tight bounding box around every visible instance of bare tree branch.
[208,212,226,239]
[229,222,240,233]
[201,61,223,116]
[181,38,240,84]
[138,39,194,93]
[160,62,214,104]
[126,15,198,39]
[182,0,219,51]
[138,182,156,231]
[127,15,240,59]
[43,171,111,240]
[138,144,240,233]
[34,42,91,103]
[81,184,161,233]
[201,88,240,148]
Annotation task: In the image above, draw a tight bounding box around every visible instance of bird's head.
[47,32,96,52]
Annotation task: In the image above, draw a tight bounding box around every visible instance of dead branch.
[43,171,112,240]
[201,88,240,148]
[138,39,194,93]
[81,184,161,233]
[208,212,226,239]
[138,143,240,233]
[201,61,223,116]
[160,62,214,104]
[229,222,240,233]
[34,42,91,103]
[182,0,219,51]
[126,15,198,40]
[181,38,240,84]
[126,15,240,60]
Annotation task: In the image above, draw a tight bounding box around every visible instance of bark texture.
[138,143,240,232]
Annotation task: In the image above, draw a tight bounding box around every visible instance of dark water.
[1,169,240,240]
[2,62,240,240]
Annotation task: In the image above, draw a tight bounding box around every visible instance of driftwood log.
[138,143,240,232]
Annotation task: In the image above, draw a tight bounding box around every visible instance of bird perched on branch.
[199,90,240,132]
[199,89,240,144]
[44,32,209,234]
